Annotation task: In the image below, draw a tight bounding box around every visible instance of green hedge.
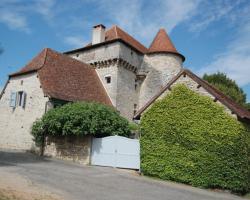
[32,102,130,146]
[140,84,250,193]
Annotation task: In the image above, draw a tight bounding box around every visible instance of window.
[17,91,26,108]
[18,91,23,106]
[105,76,111,84]
[9,91,27,108]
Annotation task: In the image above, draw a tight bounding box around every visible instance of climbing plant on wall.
[140,84,250,194]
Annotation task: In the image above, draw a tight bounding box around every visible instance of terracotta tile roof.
[64,25,148,54]
[10,48,113,106]
[10,48,48,76]
[105,25,148,53]
[134,69,250,121]
[147,29,185,61]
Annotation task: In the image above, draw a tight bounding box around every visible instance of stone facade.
[67,41,184,120]
[145,74,237,118]
[44,135,92,165]
[138,53,183,109]
[68,41,143,120]
[0,72,49,150]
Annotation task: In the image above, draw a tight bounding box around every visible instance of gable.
[134,69,250,121]
[9,48,113,106]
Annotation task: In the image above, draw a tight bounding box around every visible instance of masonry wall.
[143,74,237,118]
[67,41,142,120]
[138,53,183,109]
[68,42,120,63]
[0,73,48,150]
[116,65,137,120]
[44,135,92,165]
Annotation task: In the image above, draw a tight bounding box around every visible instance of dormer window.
[105,75,111,84]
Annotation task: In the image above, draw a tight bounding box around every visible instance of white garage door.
[91,136,140,170]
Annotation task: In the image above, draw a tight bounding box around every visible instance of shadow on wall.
[0,150,50,167]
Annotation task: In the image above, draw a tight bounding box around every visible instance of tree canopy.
[203,72,247,106]
[32,102,131,146]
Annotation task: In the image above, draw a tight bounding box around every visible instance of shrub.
[140,84,250,194]
[32,102,131,146]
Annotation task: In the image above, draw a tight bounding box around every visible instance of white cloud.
[98,0,201,45]
[64,36,87,48]
[197,1,250,87]
[0,10,30,33]
[198,26,250,87]
[0,0,56,33]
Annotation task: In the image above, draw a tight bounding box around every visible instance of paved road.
[0,149,243,200]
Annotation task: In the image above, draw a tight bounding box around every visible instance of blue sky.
[0,0,250,101]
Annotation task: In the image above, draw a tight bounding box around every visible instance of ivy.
[140,84,250,194]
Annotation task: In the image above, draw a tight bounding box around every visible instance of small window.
[76,54,79,57]
[17,91,27,108]
[105,76,111,84]
[20,80,23,85]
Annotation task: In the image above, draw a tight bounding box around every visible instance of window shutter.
[22,92,27,108]
[9,92,17,108]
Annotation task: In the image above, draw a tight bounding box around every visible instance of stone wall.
[68,41,141,120]
[68,42,120,64]
[0,72,48,150]
[143,74,237,118]
[116,64,137,120]
[138,53,183,109]
[44,135,92,165]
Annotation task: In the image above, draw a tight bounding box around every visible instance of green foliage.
[32,102,130,146]
[245,103,250,111]
[141,84,250,194]
[203,72,247,105]
[31,119,44,146]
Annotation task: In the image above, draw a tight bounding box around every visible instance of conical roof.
[148,29,185,61]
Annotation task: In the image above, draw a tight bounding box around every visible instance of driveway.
[0,149,243,200]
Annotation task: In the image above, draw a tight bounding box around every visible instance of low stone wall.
[44,135,92,165]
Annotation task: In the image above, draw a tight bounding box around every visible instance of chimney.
[92,24,106,45]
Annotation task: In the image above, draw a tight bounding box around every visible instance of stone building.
[0,24,250,151]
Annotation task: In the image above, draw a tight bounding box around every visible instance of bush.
[32,102,131,146]
[140,84,250,194]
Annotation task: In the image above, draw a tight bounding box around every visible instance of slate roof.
[134,69,250,121]
[148,28,185,61]
[10,48,113,106]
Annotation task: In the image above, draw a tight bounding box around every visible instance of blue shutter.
[9,92,17,108]
[22,92,27,108]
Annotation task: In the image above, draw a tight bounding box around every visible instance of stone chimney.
[92,24,106,45]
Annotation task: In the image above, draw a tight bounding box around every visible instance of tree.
[203,72,248,107]
[32,102,131,146]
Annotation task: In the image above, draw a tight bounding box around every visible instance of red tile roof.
[65,25,148,54]
[134,69,250,121]
[10,48,113,106]
[148,29,185,61]
[105,25,148,54]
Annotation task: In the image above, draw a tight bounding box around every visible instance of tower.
[138,28,185,109]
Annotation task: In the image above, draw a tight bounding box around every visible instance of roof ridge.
[134,68,250,120]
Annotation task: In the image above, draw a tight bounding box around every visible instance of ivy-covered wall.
[140,84,250,193]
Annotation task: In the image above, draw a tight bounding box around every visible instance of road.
[0,149,243,200]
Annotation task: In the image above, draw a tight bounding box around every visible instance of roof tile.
[10,48,113,106]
